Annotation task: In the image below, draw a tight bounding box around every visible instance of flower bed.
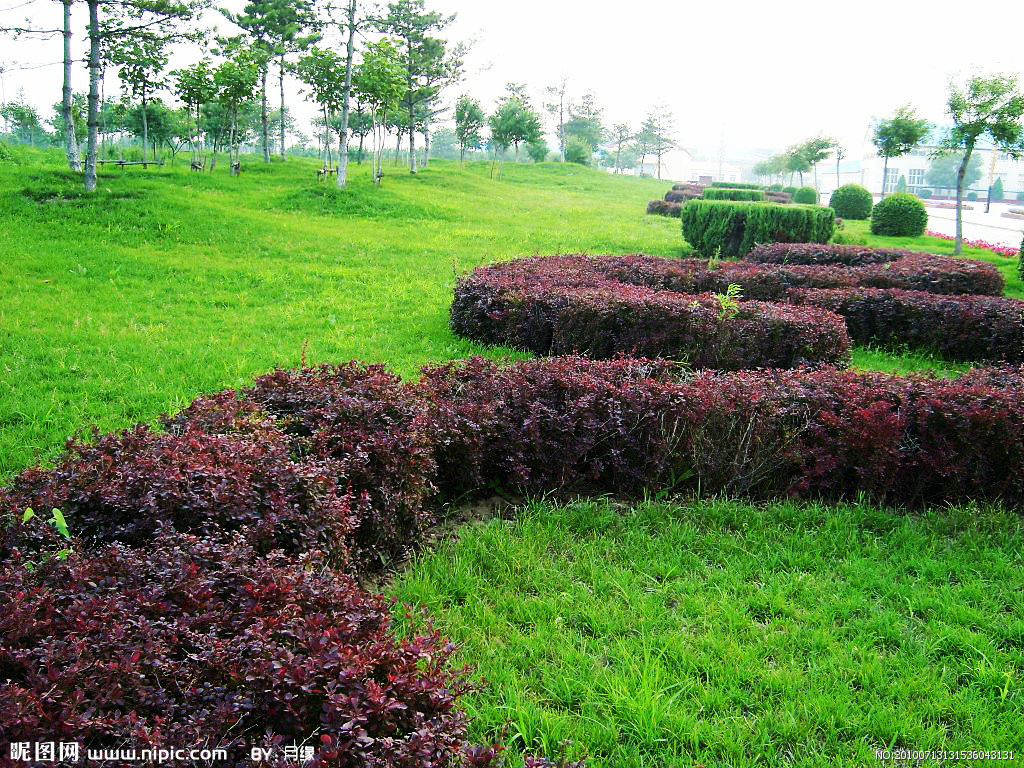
[925,230,1021,258]
[647,199,682,217]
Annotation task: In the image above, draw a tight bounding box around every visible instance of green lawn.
[394,499,1024,766]
[3,151,1023,765]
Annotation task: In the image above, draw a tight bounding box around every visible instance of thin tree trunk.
[405,50,416,174]
[358,133,364,164]
[84,0,100,192]
[880,156,888,200]
[140,91,149,162]
[278,52,286,159]
[459,144,464,165]
[62,0,81,171]
[336,0,356,189]
[954,144,973,256]
[394,129,401,164]
[423,120,430,169]
[261,65,270,162]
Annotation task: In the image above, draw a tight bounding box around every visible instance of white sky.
[2,0,1024,160]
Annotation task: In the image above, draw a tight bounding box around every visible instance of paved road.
[923,202,1024,248]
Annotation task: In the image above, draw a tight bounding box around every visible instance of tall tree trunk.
[954,144,973,256]
[394,129,401,164]
[140,91,149,162]
[62,0,81,171]
[261,65,270,162]
[278,52,286,159]
[405,50,416,174]
[336,0,356,188]
[358,133,364,164]
[423,120,430,169]
[84,0,100,192]
[880,156,888,200]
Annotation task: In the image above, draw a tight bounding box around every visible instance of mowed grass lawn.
[3,151,1023,765]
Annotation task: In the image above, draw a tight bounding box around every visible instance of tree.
[214,50,260,174]
[796,136,834,190]
[382,0,458,175]
[783,144,811,186]
[488,88,542,168]
[82,0,204,191]
[871,105,930,200]
[608,122,632,174]
[565,135,590,165]
[752,159,773,183]
[454,94,484,164]
[940,73,1024,254]
[268,0,318,160]
[833,143,846,187]
[543,76,568,162]
[295,46,346,170]
[50,92,87,150]
[640,106,673,180]
[563,91,603,150]
[992,176,1005,202]
[0,95,47,145]
[221,0,276,163]
[925,151,982,190]
[173,58,216,162]
[330,0,359,188]
[353,38,405,184]
[109,33,169,161]
[347,103,372,163]
[525,139,547,163]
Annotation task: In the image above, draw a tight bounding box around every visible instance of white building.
[815,146,1024,200]
[634,147,694,182]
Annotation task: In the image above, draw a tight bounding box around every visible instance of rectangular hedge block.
[682,200,835,257]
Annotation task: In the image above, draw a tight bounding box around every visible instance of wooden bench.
[190,158,205,171]
[317,167,338,181]
[96,160,165,168]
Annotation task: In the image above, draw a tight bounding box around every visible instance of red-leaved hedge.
[747,243,913,266]
[647,199,682,217]
[450,255,851,369]
[789,287,1024,363]
[419,357,1024,506]
[0,532,497,767]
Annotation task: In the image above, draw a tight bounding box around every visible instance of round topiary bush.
[870,193,928,237]
[828,184,873,220]
[967,191,979,202]
[793,186,819,204]
[918,188,932,199]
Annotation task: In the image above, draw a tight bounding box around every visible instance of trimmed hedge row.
[704,188,766,201]
[710,181,761,189]
[647,199,682,217]
[681,200,835,257]
[450,255,851,369]
[665,187,702,202]
[789,287,1024,363]
[747,243,913,266]
[417,356,1024,505]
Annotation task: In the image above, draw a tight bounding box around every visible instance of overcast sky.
[2,0,1023,160]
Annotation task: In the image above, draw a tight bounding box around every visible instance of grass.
[394,498,1024,766]
[4,149,1024,765]
[0,152,681,480]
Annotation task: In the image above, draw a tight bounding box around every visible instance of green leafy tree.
[608,122,632,174]
[347,102,373,163]
[992,176,1005,202]
[295,46,347,169]
[526,139,548,163]
[639,106,673,179]
[354,38,406,184]
[543,76,568,162]
[796,136,834,190]
[925,151,982,190]
[109,33,169,161]
[173,59,217,161]
[784,144,811,186]
[382,0,459,174]
[454,94,484,164]
[0,96,47,146]
[50,92,87,147]
[214,50,261,174]
[565,135,591,165]
[488,88,542,171]
[872,104,930,199]
[939,73,1024,253]
[563,91,604,149]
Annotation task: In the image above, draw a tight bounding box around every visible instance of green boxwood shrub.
[767,183,783,191]
[967,191,979,202]
[783,186,797,194]
[870,193,928,237]
[704,188,765,201]
[828,184,873,220]
[918,188,932,199]
[793,187,819,205]
[681,200,835,257]
[710,181,762,189]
